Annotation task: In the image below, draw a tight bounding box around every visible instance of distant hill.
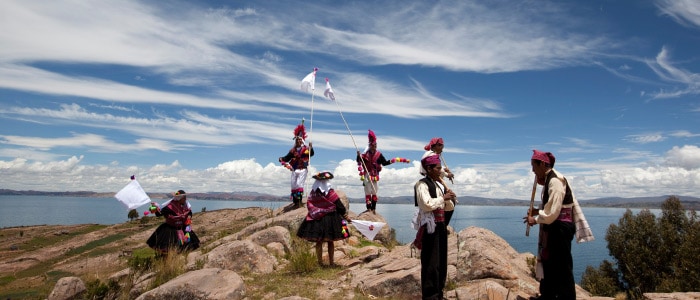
[1,189,698,210]
[351,194,700,210]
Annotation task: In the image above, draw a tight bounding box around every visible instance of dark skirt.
[297,212,349,242]
[146,223,200,253]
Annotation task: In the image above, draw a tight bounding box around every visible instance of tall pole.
[526,176,538,237]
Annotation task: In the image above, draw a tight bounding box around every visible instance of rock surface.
[9,190,699,299]
[47,276,86,300]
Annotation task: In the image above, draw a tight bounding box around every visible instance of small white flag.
[114,178,151,210]
[323,78,335,101]
[300,68,318,92]
[350,219,386,241]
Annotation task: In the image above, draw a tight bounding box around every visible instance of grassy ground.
[0,207,400,299]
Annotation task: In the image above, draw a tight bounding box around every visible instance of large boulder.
[48,276,86,300]
[349,243,422,298]
[248,225,291,254]
[450,279,517,300]
[204,239,278,274]
[452,226,538,293]
[348,226,541,299]
[135,268,244,300]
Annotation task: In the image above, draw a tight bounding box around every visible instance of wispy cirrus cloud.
[646,47,700,99]
[656,0,700,28]
[625,133,666,144]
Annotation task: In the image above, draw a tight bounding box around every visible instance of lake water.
[0,195,647,283]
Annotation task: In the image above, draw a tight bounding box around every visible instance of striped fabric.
[572,197,594,243]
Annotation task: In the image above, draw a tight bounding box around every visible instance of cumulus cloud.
[665,145,700,169]
[2,147,698,201]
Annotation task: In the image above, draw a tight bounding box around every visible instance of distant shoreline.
[2,189,699,209]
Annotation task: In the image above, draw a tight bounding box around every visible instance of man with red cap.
[356,129,409,214]
[524,150,593,300]
[413,154,457,300]
[421,137,456,225]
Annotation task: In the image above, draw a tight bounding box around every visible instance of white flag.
[323,78,335,101]
[300,68,317,92]
[114,179,151,210]
[350,219,386,241]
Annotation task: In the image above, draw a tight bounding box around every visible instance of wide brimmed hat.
[173,190,186,200]
[312,171,334,180]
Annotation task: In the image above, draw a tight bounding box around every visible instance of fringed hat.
[293,121,307,141]
[173,190,186,200]
[312,171,334,194]
[367,129,377,145]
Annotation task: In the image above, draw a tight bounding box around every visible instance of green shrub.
[127,247,156,272]
[583,196,699,298]
[286,237,319,273]
[581,261,619,297]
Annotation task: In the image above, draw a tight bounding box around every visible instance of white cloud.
[305,2,611,73]
[646,47,700,99]
[665,145,700,169]
[2,146,698,200]
[656,0,700,28]
[626,133,666,144]
[670,130,700,138]
[0,133,177,153]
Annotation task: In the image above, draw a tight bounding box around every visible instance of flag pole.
[299,67,318,207]
[439,153,454,184]
[308,69,318,168]
[526,175,537,236]
[324,78,377,196]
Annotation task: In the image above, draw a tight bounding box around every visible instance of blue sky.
[1,0,699,200]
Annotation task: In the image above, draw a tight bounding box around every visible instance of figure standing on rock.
[279,120,314,208]
[413,154,456,300]
[524,150,593,300]
[420,137,456,226]
[296,172,351,266]
[356,129,409,214]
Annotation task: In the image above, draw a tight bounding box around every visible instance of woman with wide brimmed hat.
[146,190,200,255]
[296,171,350,266]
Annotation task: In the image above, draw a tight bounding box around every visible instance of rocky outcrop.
[643,292,700,300]
[48,276,86,300]
[204,239,278,274]
[52,189,686,299]
[134,268,244,300]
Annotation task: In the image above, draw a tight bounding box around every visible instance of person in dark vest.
[524,150,582,300]
[279,121,314,208]
[413,154,457,300]
[420,137,456,226]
